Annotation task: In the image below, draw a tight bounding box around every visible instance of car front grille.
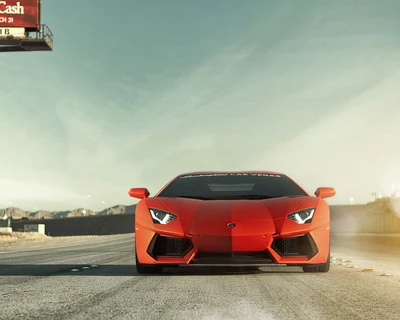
[191,251,275,265]
[147,234,193,258]
[271,234,318,259]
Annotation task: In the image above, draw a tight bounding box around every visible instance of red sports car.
[129,171,335,273]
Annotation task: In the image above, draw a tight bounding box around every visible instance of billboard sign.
[0,0,40,29]
[24,224,45,234]
[0,26,26,37]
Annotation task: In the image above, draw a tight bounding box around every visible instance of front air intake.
[272,234,318,259]
[147,235,193,258]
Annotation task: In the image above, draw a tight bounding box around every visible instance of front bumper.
[135,223,330,266]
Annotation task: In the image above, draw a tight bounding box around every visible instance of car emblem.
[227,223,236,229]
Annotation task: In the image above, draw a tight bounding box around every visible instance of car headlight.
[149,208,177,224]
[288,208,315,224]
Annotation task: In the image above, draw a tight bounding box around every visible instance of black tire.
[135,250,163,274]
[302,251,330,273]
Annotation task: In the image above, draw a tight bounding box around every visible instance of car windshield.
[157,173,308,200]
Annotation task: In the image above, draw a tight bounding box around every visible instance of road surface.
[0,234,399,320]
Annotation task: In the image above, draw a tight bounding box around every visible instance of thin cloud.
[1,0,400,209]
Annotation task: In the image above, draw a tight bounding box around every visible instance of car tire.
[135,250,163,274]
[302,251,330,273]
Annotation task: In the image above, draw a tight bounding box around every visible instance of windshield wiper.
[161,195,214,200]
[160,195,297,200]
[209,195,288,200]
[234,195,286,199]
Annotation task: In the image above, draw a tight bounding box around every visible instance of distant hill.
[0,204,137,220]
[2,197,400,221]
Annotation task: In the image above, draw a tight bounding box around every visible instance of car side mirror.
[315,187,336,199]
[128,188,150,199]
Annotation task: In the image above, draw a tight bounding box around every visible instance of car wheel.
[135,250,163,274]
[302,251,330,273]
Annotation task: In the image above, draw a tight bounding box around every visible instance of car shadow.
[0,264,304,276]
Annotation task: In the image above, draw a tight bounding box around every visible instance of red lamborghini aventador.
[129,171,335,274]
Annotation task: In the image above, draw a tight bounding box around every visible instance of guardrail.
[11,213,134,236]
[330,201,400,234]
[35,24,53,49]
[331,233,400,254]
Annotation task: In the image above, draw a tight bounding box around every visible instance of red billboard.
[0,0,40,30]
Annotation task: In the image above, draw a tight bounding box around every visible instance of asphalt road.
[1,234,400,320]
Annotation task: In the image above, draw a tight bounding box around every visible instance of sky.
[1,0,400,211]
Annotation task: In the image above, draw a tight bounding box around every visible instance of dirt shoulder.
[0,232,103,248]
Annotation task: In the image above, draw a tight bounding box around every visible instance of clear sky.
[1,0,400,211]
